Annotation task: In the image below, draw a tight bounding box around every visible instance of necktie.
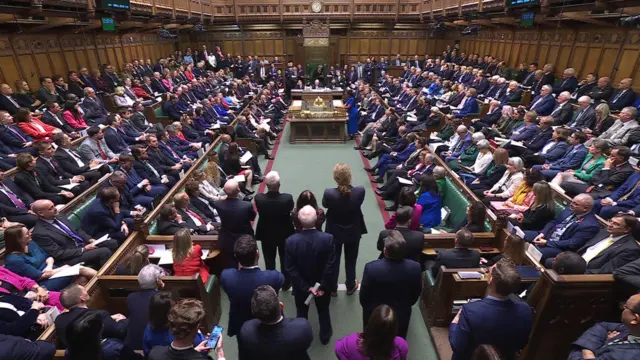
[524,72,534,85]
[54,219,85,247]
[8,127,26,142]
[549,214,576,241]
[186,208,204,225]
[96,141,107,160]
[145,161,160,177]
[582,235,615,263]
[0,183,25,209]
[530,96,543,110]
[612,90,625,103]
[551,103,562,115]
[6,96,19,108]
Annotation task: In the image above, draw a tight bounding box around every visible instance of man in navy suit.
[523,194,601,261]
[568,293,640,360]
[551,68,579,95]
[526,85,555,116]
[215,179,256,268]
[568,96,597,131]
[124,264,165,350]
[118,154,168,210]
[238,285,313,360]
[453,88,479,119]
[285,205,336,344]
[0,171,37,227]
[535,131,588,179]
[608,78,636,112]
[80,88,109,125]
[81,186,135,245]
[221,235,284,337]
[0,111,34,154]
[360,231,421,338]
[0,335,56,360]
[594,170,640,219]
[449,258,533,360]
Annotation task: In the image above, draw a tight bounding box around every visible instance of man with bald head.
[568,293,640,359]
[285,205,336,345]
[215,179,256,268]
[0,83,22,115]
[552,68,578,95]
[31,199,114,267]
[523,193,601,262]
[586,77,614,102]
[608,78,636,111]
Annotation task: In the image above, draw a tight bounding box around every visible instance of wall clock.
[311,1,322,13]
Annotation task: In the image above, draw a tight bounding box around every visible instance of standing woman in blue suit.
[338,90,359,140]
[323,163,367,295]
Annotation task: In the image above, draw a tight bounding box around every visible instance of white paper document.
[233,175,246,183]
[197,148,205,157]
[510,141,525,148]
[91,234,111,246]
[240,152,253,165]
[44,306,60,323]
[157,249,211,265]
[50,264,81,279]
[179,170,186,179]
[526,243,543,263]
[398,177,413,185]
[60,183,80,190]
[147,244,167,259]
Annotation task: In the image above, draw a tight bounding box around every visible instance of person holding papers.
[223,142,255,194]
[4,224,97,290]
[171,228,210,283]
[81,187,136,245]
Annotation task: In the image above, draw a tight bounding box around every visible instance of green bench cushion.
[424,270,436,288]
[442,177,471,229]
[149,220,158,235]
[66,196,96,229]
[554,199,567,217]
[154,106,166,118]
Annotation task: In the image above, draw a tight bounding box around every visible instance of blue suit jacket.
[285,229,335,293]
[539,140,569,162]
[395,143,417,162]
[125,289,157,350]
[510,124,538,142]
[168,135,192,152]
[0,335,56,360]
[81,198,127,240]
[454,97,479,118]
[449,297,533,360]
[608,89,636,111]
[568,322,638,360]
[528,95,555,116]
[238,317,313,360]
[158,141,183,163]
[103,127,130,154]
[0,125,32,152]
[451,133,473,158]
[221,267,285,337]
[541,208,601,251]
[550,144,587,171]
[609,172,640,208]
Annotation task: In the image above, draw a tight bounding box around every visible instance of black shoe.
[346,280,359,296]
[385,205,397,211]
[242,188,255,195]
[363,167,374,173]
[282,281,291,291]
[377,185,387,191]
[265,154,274,160]
[375,189,384,196]
[320,330,333,345]
[354,146,363,150]
[373,177,384,183]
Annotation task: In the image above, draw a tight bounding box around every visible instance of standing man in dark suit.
[221,236,284,338]
[255,171,295,290]
[124,264,165,350]
[285,205,336,345]
[449,258,533,360]
[575,214,640,274]
[238,285,313,360]
[427,229,481,277]
[0,171,37,228]
[360,231,421,339]
[376,206,424,261]
[55,284,128,348]
[323,164,367,295]
[568,293,640,360]
[215,179,256,267]
[31,199,115,267]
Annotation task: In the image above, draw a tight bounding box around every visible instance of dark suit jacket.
[525,127,553,152]
[124,289,157,350]
[41,111,74,133]
[176,205,213,234]
[156,217,190,235]
[215,198,256,259]
[608,89,636,111]
[285,229,335,293]
[35,157,73,187]
[189,196,217,220]
[0,96,21,115]
[585,161,634,190]
[430,248,481,277]
[322,186,367,244]
[53,148,91,176]
[570,106,597,130]
[0,125,32,152]
[578,230,640,274]
[550,102,574,126]
[568,322,638,360]
[0,335,56,360]
[528,95,555,116]
[541,209,601,252]
[221,267,285,337]
[377,227,424,261]
[359,258,421,326]
[14,169,64,202]
[32,217,92,263]
[238,317,313,360]
[255,191,295,244]
[55,307,127,348]
[81,198,127,240]
[133,160,165,183]
[450,297,533,360]
[0,179,34,217]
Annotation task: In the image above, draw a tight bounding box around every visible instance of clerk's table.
[288,97,347,143]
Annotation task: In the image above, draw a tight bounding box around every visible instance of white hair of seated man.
[138,264,165,290]
[298,205,318,229]
[265,171,280,191]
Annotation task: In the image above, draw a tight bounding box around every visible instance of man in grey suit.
[78,126,119,164]
[568,96,596,131]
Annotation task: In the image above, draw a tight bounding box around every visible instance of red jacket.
[172,244,210,283]
[62,110,88,130]
[18,119,57,141]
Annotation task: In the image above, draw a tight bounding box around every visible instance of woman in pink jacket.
[62,100,87,130]
[0,266,64,310]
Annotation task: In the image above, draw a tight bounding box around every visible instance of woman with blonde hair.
[172,228,210,283]
[508,181,556,231]
[322,163,367,295]
[13,79,41,110]
[115,244,150,275]
[113,86,134,108]
[585,103,615,136]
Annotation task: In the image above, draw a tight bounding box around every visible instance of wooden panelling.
[458,28,640,91]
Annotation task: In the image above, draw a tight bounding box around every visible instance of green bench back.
[441,177,492,232]
[155,106,166,118]
[66,196,97,229]
[554,199,567,217]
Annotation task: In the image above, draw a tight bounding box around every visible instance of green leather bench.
[440,177,492,232]
[64,196,97,229]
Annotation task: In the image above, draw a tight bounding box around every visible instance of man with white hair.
[499,80,522,105]
[550,91,574,125]
[447,132,485,170]
[125,264,166,348]
[215,179,257,268]
[609,78,636,111]
[594,106,639,146]
[285,205,336,345]
[526,84,555,116]
[255,171,295,290]
[568,96,596,130]
[441,125,472,160]
[552,68,578,95]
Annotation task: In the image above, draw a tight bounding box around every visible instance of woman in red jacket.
[62,100,88,130]
[14,108,58,141]
[171,228,210,283]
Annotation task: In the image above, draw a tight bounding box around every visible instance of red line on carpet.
[256,117,288,196]
[355,137,391,224]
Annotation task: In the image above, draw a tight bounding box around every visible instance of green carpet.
[217,122,438,359]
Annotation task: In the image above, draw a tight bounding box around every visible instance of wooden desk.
[289,116,347,143]
[422,247,500,256]
[291,89,343,102]
[387,66,404,78]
